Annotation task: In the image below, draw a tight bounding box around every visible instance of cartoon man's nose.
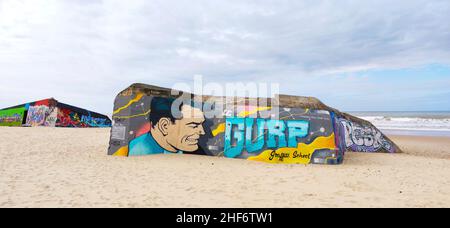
[198,126,206,135]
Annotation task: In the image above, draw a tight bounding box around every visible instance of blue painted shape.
[129,133,182,156]
[287,120,309,147]
[266,119,287,148]
[245,118,265,153]
[224,117,245,158]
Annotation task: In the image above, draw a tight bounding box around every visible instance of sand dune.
[0,127,449,208]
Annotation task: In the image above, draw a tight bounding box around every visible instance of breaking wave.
[357,116,450,132]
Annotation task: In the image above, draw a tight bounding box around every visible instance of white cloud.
[0,0,450,113]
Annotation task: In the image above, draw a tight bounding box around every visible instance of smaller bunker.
[0,98,111,128]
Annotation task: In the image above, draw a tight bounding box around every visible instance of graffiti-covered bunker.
[108,83,401,165]
[0,98,111,128]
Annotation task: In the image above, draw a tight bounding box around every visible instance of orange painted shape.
[212,123,226,136]
[112,146,129,156]
[113,93,144,115]
[247,133,336,164]
[238,106,271,117]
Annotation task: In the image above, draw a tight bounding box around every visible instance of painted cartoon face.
[166,105,206,152]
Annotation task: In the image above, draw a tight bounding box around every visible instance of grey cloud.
[0,0,449,113]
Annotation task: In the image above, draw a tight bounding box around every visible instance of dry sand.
[0,127,449,208]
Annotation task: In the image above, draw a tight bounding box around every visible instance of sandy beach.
[0,127,449,208]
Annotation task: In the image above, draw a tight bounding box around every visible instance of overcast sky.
[1,0,450,114]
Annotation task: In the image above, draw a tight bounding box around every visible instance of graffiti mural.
[128,97,206,155]
[26,105,52,127]
[0,107,25,126]
[24,99,59,127]
[44,107,58,127]
[56,108,83,127]
[56,108,110,128]
[107,84,389,165]
[339,119,395,153]
[0,98,111,128]
[80,115,111,127]
[207,107,340,164]
[108,84,400,164]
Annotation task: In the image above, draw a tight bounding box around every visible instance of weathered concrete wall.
[108,83,400,165]
[0,98,112,128]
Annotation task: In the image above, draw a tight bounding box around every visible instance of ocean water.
[347,111,450,137]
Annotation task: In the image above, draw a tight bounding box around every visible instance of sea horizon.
[347,111,450,137]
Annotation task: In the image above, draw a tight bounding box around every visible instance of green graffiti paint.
[0,107,26,126]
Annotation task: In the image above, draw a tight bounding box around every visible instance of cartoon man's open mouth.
[185,136,199,145]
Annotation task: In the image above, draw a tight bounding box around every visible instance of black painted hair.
[149,97,201,127]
